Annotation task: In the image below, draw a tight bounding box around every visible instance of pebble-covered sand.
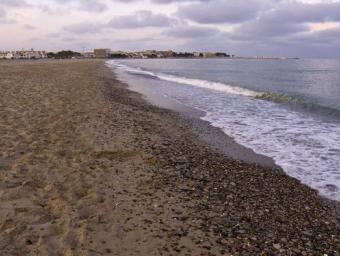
[0,60,339,255]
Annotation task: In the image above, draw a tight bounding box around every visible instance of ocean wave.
[108,60,340,201]
[108,61,340,117]
[257,92,340,117]
[157,74,261,97]
[109,62,158,78]
[109,61,261,97]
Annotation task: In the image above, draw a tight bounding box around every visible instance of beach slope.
[0,60,339,255]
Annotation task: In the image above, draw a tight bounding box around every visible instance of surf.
[108,61,340,118]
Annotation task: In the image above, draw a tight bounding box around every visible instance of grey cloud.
[64,23,104,33]
[0,0,30,19]
[230,20,309,40]
[164,26,219,38]
[111,36,175,51]
[177,0,340,58]
[0,7,5,18]
[62,36,78,42]
[79,0,107,12]
[222,0,340,45]
[176,0,340,25]
[318,27,340,42]
[287,28,340,47]
[1,0,30,7]
[53,0,205,13]
[113,0,209,3]
[53,0,107,12]
[23,24,36,30]
[177,0,269,24]
[0,8,9,24]
[63,10,176,34]
[3,0,340,58]
[0,0,30,24]
[108,11,176,28]
[150,0,210,3]
[45,33,60,38]
[248,27,340,58]
[0,18,17,24]
[261,1,340,24]
[29,36,40,41]
[262,30,340,58]
[178,28,340,58]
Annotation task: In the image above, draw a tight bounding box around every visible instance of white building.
[0,52,7,59]
[0,50,47,60]
[193,52,201,57]
[5,52,19,59]
[17,50,47,59]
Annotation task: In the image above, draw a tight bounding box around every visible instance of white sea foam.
[107,61,158,78]
[156,74,260,97]
[200,99,340,201]
[108,61,261,98]
[108,60,340,202]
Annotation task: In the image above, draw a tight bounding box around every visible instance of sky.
[1,0,340,57]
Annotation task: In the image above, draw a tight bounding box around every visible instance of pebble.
[325,184,339,192]
[0,158,11,170]
[2,61,338,255]
[273,244,281,250]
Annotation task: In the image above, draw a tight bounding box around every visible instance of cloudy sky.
[1,0,340,57]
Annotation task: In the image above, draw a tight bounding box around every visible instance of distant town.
[0,48,298,60]
[0,48,234,60]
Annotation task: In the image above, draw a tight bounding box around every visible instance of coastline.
[112,59,340,202]
[106,62,340,248]
[118,70,280,169]
[0,59,339,255]
[111,60,340,214]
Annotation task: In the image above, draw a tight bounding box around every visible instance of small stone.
[273,244,281,250]
[0,158,11,170]
[280,238,288,243]
[177,227,188,237]
[302,231,313,236]
[324,184,339,192]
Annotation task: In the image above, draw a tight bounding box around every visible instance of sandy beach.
[0,60,339,255]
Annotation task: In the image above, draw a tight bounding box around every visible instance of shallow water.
[107,59,340,201]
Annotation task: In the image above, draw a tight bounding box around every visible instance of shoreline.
[111,62,340,209]
[107,63,340,239]
[112,61,340,202]
[115,66,280,169]
[0,59,339,255]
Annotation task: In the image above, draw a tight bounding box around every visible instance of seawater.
[107,59,340,202]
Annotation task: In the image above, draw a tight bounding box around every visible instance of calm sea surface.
[107,58,340,201]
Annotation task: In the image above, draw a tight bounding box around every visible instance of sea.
[106,58,340,202]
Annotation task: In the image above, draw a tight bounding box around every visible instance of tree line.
[47,51,81,59]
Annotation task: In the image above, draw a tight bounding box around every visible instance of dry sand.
[0,60,339,255]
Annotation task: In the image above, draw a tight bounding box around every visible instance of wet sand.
[0,60,339,255]
[122,76,279,168]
